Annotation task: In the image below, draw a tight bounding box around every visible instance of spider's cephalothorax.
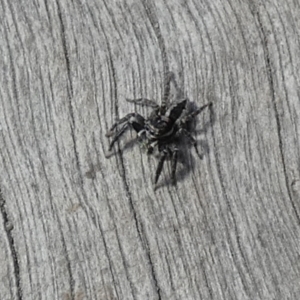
[106,96,212,186]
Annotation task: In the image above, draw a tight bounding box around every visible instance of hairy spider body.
[106,95,212,187]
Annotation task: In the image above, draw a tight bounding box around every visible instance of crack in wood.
[0,188,22,300]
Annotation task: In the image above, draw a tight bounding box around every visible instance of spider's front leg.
[106,113,145,151]
[126,98,159,108]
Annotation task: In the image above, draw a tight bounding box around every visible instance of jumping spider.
[106,93,212,186]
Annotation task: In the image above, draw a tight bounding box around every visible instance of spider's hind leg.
[180,128,203,159]
[154,147,178,187]
[183,102,212,123]
[154,149,168,185]
[171,148,178,185]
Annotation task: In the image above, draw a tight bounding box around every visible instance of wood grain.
[1,0,300,299]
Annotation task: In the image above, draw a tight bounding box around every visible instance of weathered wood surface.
[1,0,300,299]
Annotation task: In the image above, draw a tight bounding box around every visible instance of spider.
[105,89,212,186]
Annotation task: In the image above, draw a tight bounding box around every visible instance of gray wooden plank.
[0,0,300,299]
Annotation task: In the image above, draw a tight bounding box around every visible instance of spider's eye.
[155,119,167,129]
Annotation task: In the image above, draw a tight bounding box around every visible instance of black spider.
[106,89,212,186]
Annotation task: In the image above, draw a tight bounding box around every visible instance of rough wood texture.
[1,0,300,299]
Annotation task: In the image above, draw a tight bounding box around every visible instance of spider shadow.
[153,135,211,189]
[106,100,214,150]
[153,93,215,189]
[168,71,216,134]
[186,99,216,135]
[106,130,210,188]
